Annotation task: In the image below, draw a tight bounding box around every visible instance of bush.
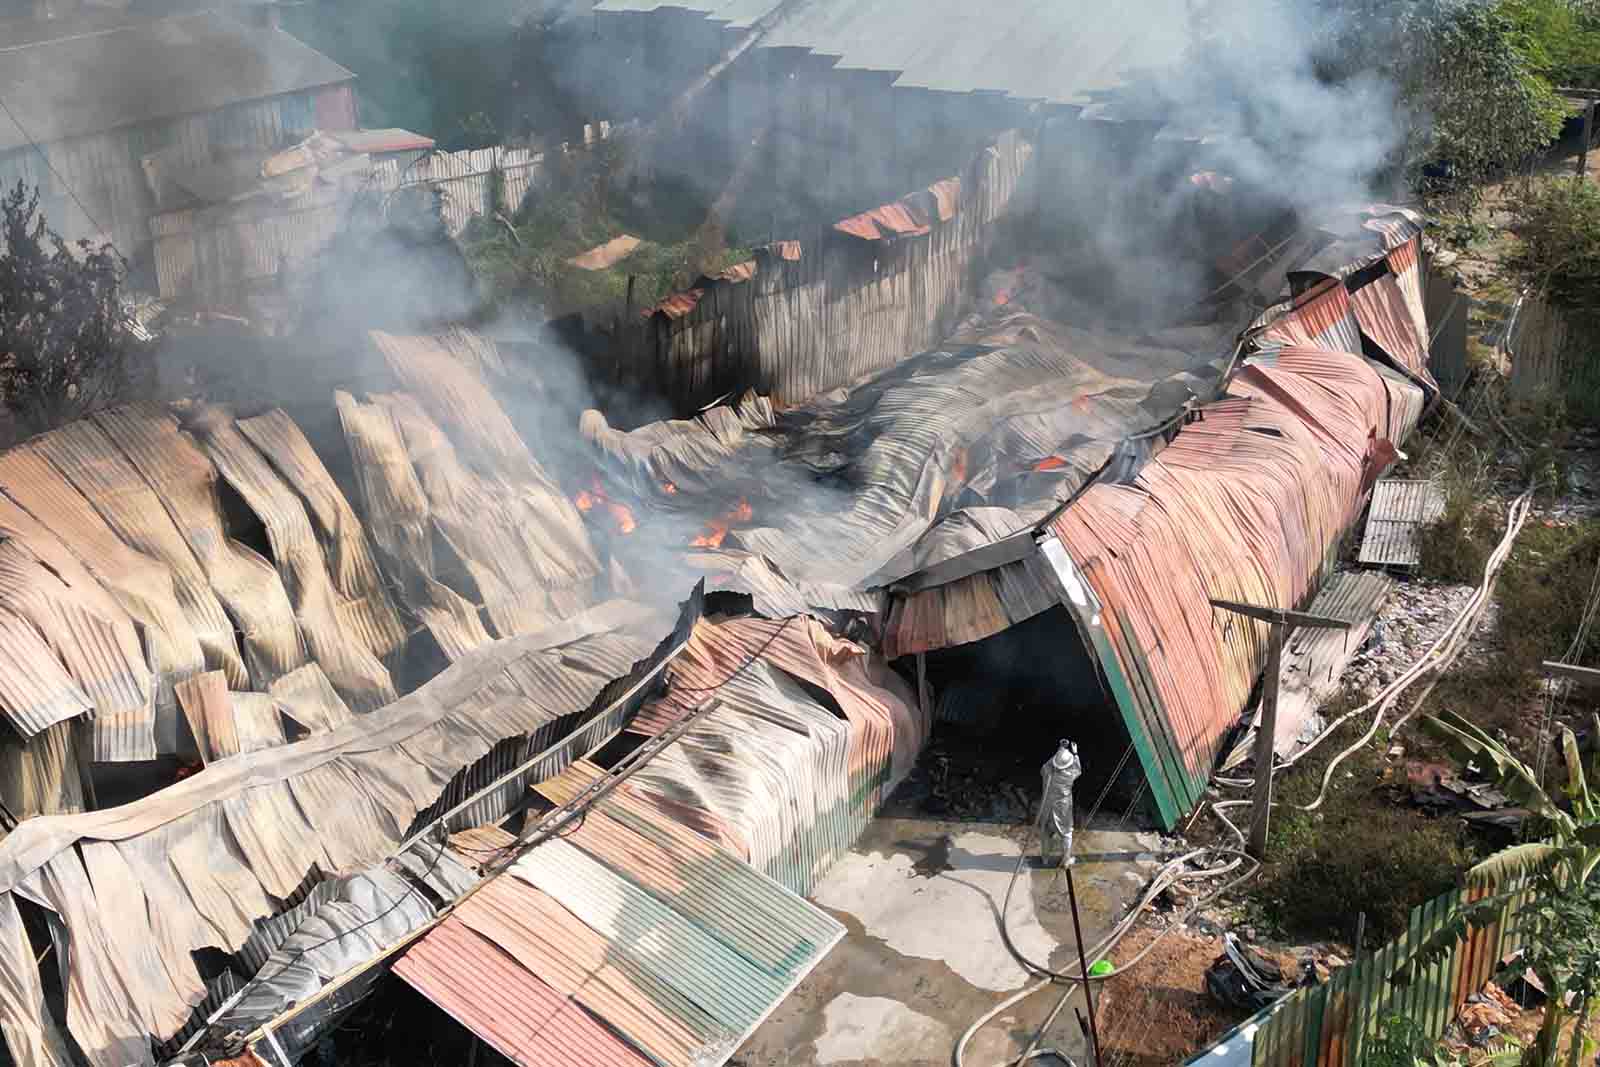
[1496,518,1600,678]
[1510,179,1600,315]
[1257,706,1472,943]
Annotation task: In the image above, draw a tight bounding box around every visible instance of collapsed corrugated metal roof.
[586,305,1237,604]
[0,596,690,1066]
[1357,479,1447,568]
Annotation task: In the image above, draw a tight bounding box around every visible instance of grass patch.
[1495,517,1600,678]
[1252,695,1473,944]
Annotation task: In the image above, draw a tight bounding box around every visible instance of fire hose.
[955,742,1263,1067]
[959,491,1532,1066]
[1212,490,1533,812]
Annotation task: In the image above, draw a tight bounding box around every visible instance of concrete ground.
[735,817,1163,1067]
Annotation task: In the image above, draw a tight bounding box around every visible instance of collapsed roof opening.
[912,604,1144,821]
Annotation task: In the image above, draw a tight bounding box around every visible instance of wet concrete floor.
[734,817,1161,1067]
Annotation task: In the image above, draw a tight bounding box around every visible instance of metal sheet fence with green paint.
[1187,873,1534,1067]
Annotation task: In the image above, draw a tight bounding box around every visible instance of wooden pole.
[1249,622,1284,859]
[1545,660,1600,687]
[1208,599,1351,860]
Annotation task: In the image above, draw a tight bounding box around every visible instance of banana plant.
[1390,711,1600,1067]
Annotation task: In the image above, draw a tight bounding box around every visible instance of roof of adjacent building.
[593,0,1190,104]
[0,10,355,154]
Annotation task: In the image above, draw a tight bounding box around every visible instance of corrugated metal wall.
[601,131,1032,414]
[0,85,352,262]
[1185,871,1534,1067]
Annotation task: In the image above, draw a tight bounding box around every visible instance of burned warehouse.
[0,3,1477,1067]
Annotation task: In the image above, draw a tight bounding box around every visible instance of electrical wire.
[0,90,122,259]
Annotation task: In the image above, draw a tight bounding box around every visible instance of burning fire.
[661,480,678,496]
[573,480,636,534]
[690,498,753,549]
[1034,456,1068,471]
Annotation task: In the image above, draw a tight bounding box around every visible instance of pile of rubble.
[1344,580,1487,695]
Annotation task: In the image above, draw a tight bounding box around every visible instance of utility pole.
[1209,599,1352,858]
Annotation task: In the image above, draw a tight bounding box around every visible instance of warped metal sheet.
[335,392,494,659]
[0,889,75,1067]
[1050,346,1415,823]
[93,407,307,689]
[268,664,354,736]
[0,594,697,1065]
[28,420,247,697]
[369,389,597,638]
[0,721,86,825]
[1358,480,1446,569]
[0,445,203,756]
[0,610,91,741]
[624,614,925,895]
[0,500,154,758]
[235,410,407,669]
[196,416,398,712]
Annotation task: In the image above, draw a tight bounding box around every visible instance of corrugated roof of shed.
[0,11,354,153]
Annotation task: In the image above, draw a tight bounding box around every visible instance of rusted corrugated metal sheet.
[569,234,642,271]
[1253,277,1364,354]
[235,409,408,672]
[397,920,655,1067]
[268,665,353,736]
[1048,345,1422,823]
[612,133,1030,412]
[95,407,307,689]
[28,420,245,689]
[0,448,201,705]
[1357,479,1446,568]
[620,614,925,895]
[399,748,844,1067]
[0,720,86,826]
[1347,237,1439,392]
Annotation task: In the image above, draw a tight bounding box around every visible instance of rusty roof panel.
[403,745,844,1067]
[196,413,399,713]
[1357,479,1446,568]
[648,288,706,319]
[396,920,655,1067]
[94,406,308,690]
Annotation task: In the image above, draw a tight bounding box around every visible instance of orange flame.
[661,481,678,496]
[689,498,752,548]
[573,480,635,534]
[994,291,1011,307]
[1034,456,1068,471]
[691,523,729,549]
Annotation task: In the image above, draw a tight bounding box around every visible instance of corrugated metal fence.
[596,131,1033,413]
[1191,873,1533,1067]
[1507,293,1598,405]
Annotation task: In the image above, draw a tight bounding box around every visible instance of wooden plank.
[1209,598,1354,631]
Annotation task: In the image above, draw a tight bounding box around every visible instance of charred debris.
[0,3,1452,1066]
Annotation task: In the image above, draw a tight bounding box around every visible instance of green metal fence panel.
[1248,871,1533,1067]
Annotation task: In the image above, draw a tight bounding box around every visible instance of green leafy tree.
[0,181,133,436]
[1393,711,1600,1067]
